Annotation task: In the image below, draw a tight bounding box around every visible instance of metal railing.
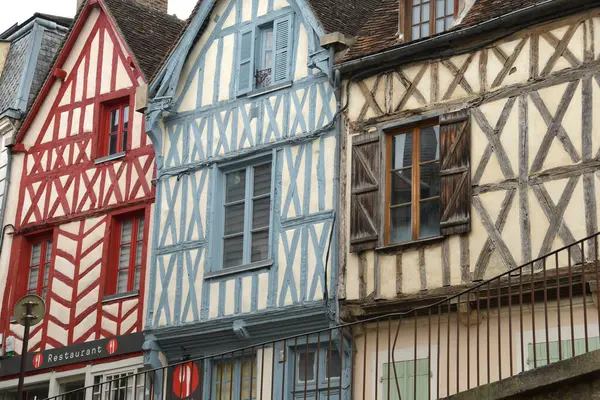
[42,232,600,400]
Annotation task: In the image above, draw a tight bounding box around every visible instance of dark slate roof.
[340,0,551,63]
[305,0,380,36]
[103,0,185,80]
[0,13,72,39]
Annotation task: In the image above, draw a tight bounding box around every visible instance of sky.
[0,0,197,34]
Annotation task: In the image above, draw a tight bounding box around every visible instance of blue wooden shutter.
[237,27,255,95]
[272,15,292,84]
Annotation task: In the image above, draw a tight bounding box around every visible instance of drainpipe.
[142,337,165,400]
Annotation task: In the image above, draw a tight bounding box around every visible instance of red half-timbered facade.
[0,0,182,358]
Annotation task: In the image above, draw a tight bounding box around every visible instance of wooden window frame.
[106,211,145,296]
[401,0,459,41]
[98,97,131,158]
[211,357,257,400]
[384,120,440,245]
[24,234,53,299]
[219,159,273,270]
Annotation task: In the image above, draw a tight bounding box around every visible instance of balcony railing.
[42,232,600,400]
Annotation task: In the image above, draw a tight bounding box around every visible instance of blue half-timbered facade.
[144,0,350,397]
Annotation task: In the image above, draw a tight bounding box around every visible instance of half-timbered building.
[143,0,374,397]
[337,0,600,397]
[0,0,182,397]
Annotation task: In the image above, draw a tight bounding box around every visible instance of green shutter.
[237,27,255,95]
[272,15,292,84]
[382,359,429,400]
[528,336,600,367]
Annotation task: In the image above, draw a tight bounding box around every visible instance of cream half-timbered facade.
[339,4,600,399]
[145,0,342,397]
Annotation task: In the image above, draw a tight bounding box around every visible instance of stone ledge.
[445,349,600,399]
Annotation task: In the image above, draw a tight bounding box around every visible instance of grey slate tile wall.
[0,31,31,115]
[28,29,64,110]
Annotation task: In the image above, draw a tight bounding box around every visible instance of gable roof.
[338,0,593,66]
[103,0,185,80]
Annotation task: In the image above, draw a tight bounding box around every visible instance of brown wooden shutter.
[439,109,471,236]
[350,131,381,252]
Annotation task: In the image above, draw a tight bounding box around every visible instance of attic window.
[402,0,458,41]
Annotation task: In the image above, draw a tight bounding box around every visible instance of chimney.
[76,0,168,14]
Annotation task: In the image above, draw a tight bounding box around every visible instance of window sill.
[246,81,292,98]
[95,151,126,164]
[376,235,445,253]
[205,259,273,279]
[102,290,139,303]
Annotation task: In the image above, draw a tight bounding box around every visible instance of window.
[99,99,130,157]
[385,123,441,244]
[290,346,341,398]
[527,336,600,368]
[108,214,145,295]
[27,237,53,300]
[237,15,292,95]
[92,372,145,400]
[403,0,457,41]
[349,110,470,253]
[382,359,429,400]
[212,358,256,400]
[221,161,272,269]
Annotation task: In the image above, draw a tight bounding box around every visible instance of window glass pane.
[298,352,315,382]
[226,170,246,203]
[122,130,127,152]
[121,220,133,243]
[252,197,270,229]
[45,240,52,262]
[224,203,245,235]
[133,267,140,291]
[117,269,129,293]
[326,350,341,378]
[446,0,454,15]
[119,245,131,267]
[391,168,412,205]
[420,163,440,198]
[391,205,412,243]
[436,18,445,34]
[251,230,269,263]
[109,134,118,155]
[253,163,272,196]
[28,267,39,294]
[419,198,440,239]
[420,126,439,162]
[446,16,454,28]
[436,0,445,16]
[135,242,143,265]
[412,25,420,40]
[215,362,233,400]
[31,243,41,267]
[137,217,145,239]
[240,359,257,400]
[422,2,430,22]
[110,109,119,133]
[421,22,430,37]
[412,6,420,24]
[223,236,244,268]
[123,106,129,127]
[43,266,50,288]
[392,133,413,169]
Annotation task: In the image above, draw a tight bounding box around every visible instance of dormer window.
[236,15,293,95]
[404,0,457,41]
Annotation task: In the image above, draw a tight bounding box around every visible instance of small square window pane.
[137,217,145,239]
[392,133,413,169]
[110,109,119,133]
[298,352,315,382]
[133,267,140,290]
[420,126,439,162]
[446,15,454,27]
[391,205,412,243]
[391,168,412,205]
[436,18,445,33]
[446,0,454,15]
[223,236,244,268]
[31,243,41,266]
[224,203,245,235]
[43,266,50,286]
[251,230,269,263]
[119,244,131,267]
[253,163,272,196]
[421,22,430,38]
[135,242,143,265]
[252,197,270,229]
[412,25,421,40]
[28,267,39,292]
[420,163,440,198]
[412,6,421,24]
[226,170,246,203]
[109,133,118,155]
[436,0,445,16]
[420,198,440,239]
[121,220,133,242]
[326,350,341,378]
